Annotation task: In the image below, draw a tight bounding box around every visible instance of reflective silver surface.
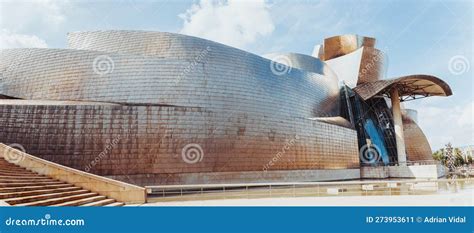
[0,31,359,185]
[0,40,339,118]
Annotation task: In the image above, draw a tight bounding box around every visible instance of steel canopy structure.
[321,34,452,166]
[353,74,453,101]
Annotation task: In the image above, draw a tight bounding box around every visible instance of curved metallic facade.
[402,111,433,161]
[357,47,387,84]
[262,52,337,78]
[323,35,376,61]
[0,100,358,181]
[0,31,453,185]
[0,47,339,118]
[0,31,359,186]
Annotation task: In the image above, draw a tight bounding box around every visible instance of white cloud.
[413,101,473,150]
[458,101,474,127]
[179,0,274,49]
[0,0,67,32]
[0,29,48,48]
[0,0,68,48]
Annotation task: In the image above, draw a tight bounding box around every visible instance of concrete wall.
[360,166,389,179]
[361,165,446,179]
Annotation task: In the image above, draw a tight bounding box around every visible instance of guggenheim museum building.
[0,31,452,186]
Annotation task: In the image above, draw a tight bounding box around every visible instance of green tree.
[454,153,465,167]
[432,148,447,166]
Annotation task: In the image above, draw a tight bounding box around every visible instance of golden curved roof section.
[323,34,376,61]
[353,74,452,101]
[321,35,387,88]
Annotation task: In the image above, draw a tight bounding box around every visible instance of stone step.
[0,161,22,164]
[0,181,66,188]
[0,175,48,180]
[15,192,99,206]
[0,163,23,167]
[0,171,38,176]
[0,162,27,168]
[52,195,106,207]
[80,198,116,207]
[0,164,26,170]
[0,157,125,207]
[0,167,30,172]
[0,167,33,171]
[0,178,55,183]
[103,202,125,207]
[0,184,74,193]
[0,165,22,168]
[0,186,82,199]
[4,189,90,205]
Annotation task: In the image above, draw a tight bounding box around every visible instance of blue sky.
[0,0,472,150]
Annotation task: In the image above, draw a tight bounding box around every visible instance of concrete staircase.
[0,158,124,206]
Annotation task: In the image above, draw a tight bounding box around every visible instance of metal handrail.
[145,178,472,193]
[361,160,442,167]
[145,178,472,201]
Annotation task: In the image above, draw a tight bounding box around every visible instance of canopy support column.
[391,88,407,165]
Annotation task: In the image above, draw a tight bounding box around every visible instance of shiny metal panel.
[402,112,433,161]
[357,47,387,84]
[0,100,359,185]
[323,34,375,60]
[0,31,362,185]
[263,52,337,78]
[0,46,339,118]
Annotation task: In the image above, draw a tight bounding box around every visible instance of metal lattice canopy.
[353,75,452,101]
